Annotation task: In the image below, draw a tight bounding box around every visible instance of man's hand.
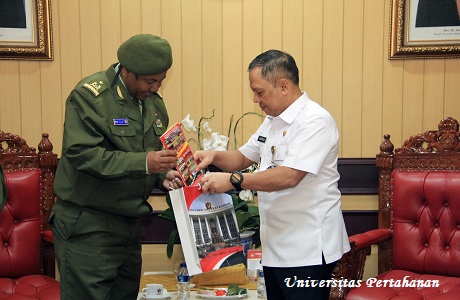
[163,170,184,190]
[198,172,233,194]
[147,150,178,174]
[194,150,216,172]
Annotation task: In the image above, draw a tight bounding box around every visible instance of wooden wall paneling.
[182,0,203,127]
[282,0,304,69]
[19,63,42,145]
[341,0,364,157]
[240,0,263,147]
[444,60,460,118]
[422,60,446,130]
[100,0,121,68]
[361,0,385,157]
[401,60,424,141]
[79,0,102,77]
[262,0,282,51]
[58,0,83,122]
[40,0,62,146]
[41,60,63,146]
[322,0,344,156]
[2,0,460,176]
[141,0,162,36]
[0,62,21,133]
[341,195,378,211]
[140,244,184,274]
[382,0,404,146]
[120,0,142,40]
[302,2,323,105]
[222,0,244,147]
[161,0,183,126]
[202,0,224,143]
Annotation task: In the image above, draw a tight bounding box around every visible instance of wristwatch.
[230,171,243,191]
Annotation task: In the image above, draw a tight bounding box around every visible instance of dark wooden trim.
[337,158,378,195]
[342,210,378,236]
[142,211,177,244]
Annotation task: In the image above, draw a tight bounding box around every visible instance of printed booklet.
[160,122,204,186]
[169,186,246,275]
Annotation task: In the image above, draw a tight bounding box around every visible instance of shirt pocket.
[109,123,137,137]
[153,121,166,136]
[273,145,287,162]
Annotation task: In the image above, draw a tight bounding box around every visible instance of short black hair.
[247,50,299,86]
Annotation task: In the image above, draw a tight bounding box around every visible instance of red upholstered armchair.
[330,117,460,300]
[0,131,60,299]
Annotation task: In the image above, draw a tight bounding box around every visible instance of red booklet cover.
[160,123,204,186]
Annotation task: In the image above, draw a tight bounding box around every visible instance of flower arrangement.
[159,110,264,258]
[180,109,264,151]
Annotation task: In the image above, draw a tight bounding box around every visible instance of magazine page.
[160,123,204,186]
[170,186,246,275]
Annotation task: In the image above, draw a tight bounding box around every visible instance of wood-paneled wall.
[1,0,459,157]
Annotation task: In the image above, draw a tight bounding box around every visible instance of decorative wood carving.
[0,131,57,231]
[0,130,58,277]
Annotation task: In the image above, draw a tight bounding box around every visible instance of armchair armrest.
[42,230,54,243]
[330,229,392,300]
[350,228,392,249]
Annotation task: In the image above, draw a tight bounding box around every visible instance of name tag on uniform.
[257,136,267,143]
[113,118,129,125]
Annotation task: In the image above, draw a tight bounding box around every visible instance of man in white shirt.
[194,50,350,300]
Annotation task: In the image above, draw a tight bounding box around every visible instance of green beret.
[117,34,172,75]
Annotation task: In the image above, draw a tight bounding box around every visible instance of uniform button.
[120,130,125,135]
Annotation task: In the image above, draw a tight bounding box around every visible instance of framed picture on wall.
[389,0,460,59]
[0,0,53,60]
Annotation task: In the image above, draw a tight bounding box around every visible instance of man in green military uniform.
[50,34,183,300]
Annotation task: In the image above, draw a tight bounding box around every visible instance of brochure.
[160,123,204,186]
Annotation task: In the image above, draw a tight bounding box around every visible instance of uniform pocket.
[273,145,287,162]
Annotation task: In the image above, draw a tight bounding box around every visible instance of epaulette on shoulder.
[81,79,109,97]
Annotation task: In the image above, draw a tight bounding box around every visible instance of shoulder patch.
[82,81,107,97]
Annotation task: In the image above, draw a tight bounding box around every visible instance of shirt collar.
[271,91,309,124]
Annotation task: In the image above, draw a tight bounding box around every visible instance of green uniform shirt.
[54,64,168,217]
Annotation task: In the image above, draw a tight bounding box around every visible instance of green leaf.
[158,207,176,222]
[166,229,179,258]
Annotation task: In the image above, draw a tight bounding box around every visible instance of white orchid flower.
[239,189,253,201]
[181,114,197,132]
[202,137,213,150]
[202,132,229,151]
[202,121,212,133]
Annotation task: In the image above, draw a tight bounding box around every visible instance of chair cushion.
[347,269,460,300]
[391,171,460,277]
[0,274,60,299]
[0,170,42,278]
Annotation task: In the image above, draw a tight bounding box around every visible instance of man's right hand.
[193,150,217,172]
[147,150,178,174]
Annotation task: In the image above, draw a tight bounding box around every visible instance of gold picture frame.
[389,0,460,59]
[0,0,53,60]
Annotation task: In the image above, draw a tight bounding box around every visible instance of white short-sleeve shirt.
[240,92,350,267]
